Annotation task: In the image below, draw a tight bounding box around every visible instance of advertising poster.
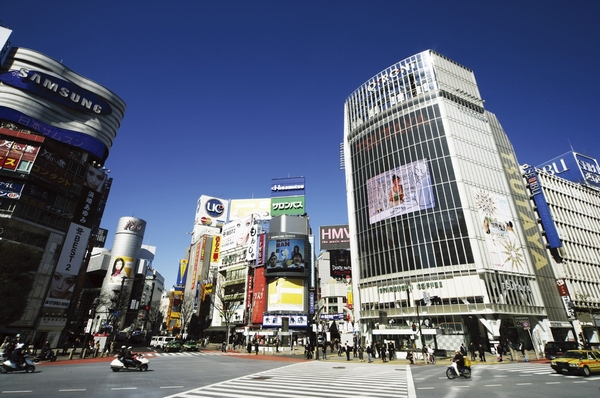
[366,158,436,224]
[474,189,526,273]
[45,222,91,308]
[267,278,304,312]
[108,255,135,286]
[265,235,308,274]
[330,250,351,278]
[221,214,254,252]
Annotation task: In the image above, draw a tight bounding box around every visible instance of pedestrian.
[469,342,476,361]
[478,343,486,362]
[358,344,364,362]
[422,345,429,364]
[496,343,503,362]
[406,350,414,364]
[322,341,328,360]
[94,340,100,358]
[519,340,528,362]
[428,344,435,364]
[275,336,280,353]
[254,336,259,355]
[247,340,252,354]
[381,343,387,362]
[366,343,373,363]
[345,342,351,361]
[460,343,467,356]
[388,342,395,361]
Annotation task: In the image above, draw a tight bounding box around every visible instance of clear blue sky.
[3,1,599,289]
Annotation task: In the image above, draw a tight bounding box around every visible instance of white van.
[150,336,175,350]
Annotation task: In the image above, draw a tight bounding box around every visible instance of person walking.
[478,343,486,362]
[519,340,528,362]
[366,343,373,363]
[469,342,477,361]
[358,344,364,362]
[345,343,351,361]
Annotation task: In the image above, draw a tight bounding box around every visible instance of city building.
[0,28,126,347]
[343,50,567,355]
[523,151,600,347]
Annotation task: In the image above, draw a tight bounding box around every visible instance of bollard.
[68,349,74,360]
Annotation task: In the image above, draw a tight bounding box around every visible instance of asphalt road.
[2,349,599,398]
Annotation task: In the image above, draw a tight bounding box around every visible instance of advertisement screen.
[366,158,435,224]
[265,234,309,275]
[267,278,304,312]
[330,250,351,278]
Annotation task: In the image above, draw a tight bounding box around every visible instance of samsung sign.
[271,176,305,198]
[0,69,112,115]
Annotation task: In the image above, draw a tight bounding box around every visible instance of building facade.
[343,50,567,355]
[0,41,125,347]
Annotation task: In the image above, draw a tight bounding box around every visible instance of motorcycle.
[446,364,471,379]
[110,354,149,372]
[0,353,36,374]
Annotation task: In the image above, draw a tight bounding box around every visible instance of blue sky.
[3,1,599,289]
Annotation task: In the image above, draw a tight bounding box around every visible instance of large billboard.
[271,176,305,198]
[537,150,600,190]
[265,234,309,275]
[44,222,91,309]
[229,198,271,221]
[366,158,435,224]
[267,278,305,312]
[221,214,254,252]
[320,225,350,250]
[473,189,527,274]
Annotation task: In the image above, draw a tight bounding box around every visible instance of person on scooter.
[451,350,465,376]
[38,341,53,360]
[123,346,139,368]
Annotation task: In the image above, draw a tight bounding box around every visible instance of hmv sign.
[320,225,350,250]
[536,150,600,190]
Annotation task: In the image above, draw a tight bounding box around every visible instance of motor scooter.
[110,353,149,372]
[446,364,471,379]
[0,353,36,373]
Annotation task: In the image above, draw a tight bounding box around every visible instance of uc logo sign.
[205,199,224,217]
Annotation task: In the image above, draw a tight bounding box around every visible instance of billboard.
[267,278,305,312]
[0,139,40,171]
[473,189,527,274]
[320,225,350,250]
[221,214,254,252]
[194,195,229,227]
[251,267,267,324]
[263,314,308,327]
[229,198,271,221]
[271,176,305,198]
[366,158,435,224]
[44,222,92,308]
[537,151,600,190]
[265,234,309,275]
[330,250,352,278]
[176,259,188,287]
[271,196,305,216]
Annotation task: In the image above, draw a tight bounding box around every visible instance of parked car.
[544,341,579,359]
[163,340,182,352]
[550,350,600,376]
[182,340,198,352]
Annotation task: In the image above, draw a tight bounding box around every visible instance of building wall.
[344,50,553,351]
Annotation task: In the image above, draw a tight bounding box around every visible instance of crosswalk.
[474,362,600,380]
[164,361,416,398]
[146,351,240,358]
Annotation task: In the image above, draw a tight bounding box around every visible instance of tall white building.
[343,50,567,354]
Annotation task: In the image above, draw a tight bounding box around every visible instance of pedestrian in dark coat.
[478,343,486,362]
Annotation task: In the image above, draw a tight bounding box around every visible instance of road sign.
[521,321,530,330]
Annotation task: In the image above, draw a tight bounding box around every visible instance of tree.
[147,305,163,335]
[178,293,196,338]
[209,277,243,349]
[0,240,42,325]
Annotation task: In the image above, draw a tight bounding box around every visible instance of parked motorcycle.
[446,364,471,379]
[0,354,36,373]
[110,354,149,372]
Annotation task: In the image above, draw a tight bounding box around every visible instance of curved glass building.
[343,50,567,353]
